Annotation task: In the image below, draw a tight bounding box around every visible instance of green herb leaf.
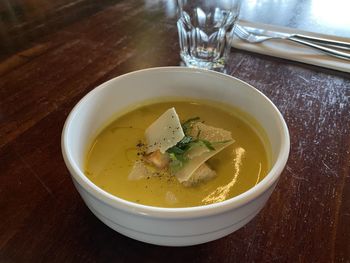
[200,139,215,151]
[176,136,193,148]
[182,117,200,134]
[167,146,185,155]
[168,152,187,173]
[166,117,222,173]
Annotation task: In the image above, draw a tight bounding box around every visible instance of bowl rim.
[61,66,290,219]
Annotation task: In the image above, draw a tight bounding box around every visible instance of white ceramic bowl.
[61,67,289,246]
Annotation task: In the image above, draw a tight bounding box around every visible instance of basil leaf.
[167,146,185,154]
[200,139,215,151]
[166,117,222,173]
[168,152,187,173]
[182,117,200,134]
[176,136,193,149]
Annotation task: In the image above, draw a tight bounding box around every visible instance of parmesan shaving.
[175,122,234,183]
[128,160,161,180]
[128,160,151,180]
[145,108,185,153]
[182,163,217,187]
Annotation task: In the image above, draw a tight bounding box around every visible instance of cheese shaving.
[145,108,185,153]
[175,122,234,183]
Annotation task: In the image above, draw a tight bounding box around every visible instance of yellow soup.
[85,99,270,208]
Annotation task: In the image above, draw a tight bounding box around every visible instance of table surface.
[1,0,350,262]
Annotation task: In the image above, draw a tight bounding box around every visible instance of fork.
[234,25,350,60]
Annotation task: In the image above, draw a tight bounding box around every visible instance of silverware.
[241,25,350,50]
[234,25,350,60]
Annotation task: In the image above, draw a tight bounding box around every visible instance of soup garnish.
[129,107,234,187]
[85,100,269,207]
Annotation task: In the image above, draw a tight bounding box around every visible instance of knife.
[244,26,350,51]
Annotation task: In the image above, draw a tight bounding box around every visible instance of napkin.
[231,21,350,73]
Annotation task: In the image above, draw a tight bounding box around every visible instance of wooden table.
[1,0,349,262]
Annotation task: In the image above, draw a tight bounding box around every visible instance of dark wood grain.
[1,0,350,262]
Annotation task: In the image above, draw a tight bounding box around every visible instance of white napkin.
[231,21,350,73]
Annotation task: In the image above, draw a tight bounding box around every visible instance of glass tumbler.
[177,0,241,71]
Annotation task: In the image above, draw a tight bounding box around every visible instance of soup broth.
[85,99,270,208]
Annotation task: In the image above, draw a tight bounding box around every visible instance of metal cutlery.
[234,25,350,60]
[239,25,350,50]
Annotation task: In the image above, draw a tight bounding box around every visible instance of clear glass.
[177,0,241,72]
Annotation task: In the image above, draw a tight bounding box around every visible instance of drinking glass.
[177,0,241,71]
